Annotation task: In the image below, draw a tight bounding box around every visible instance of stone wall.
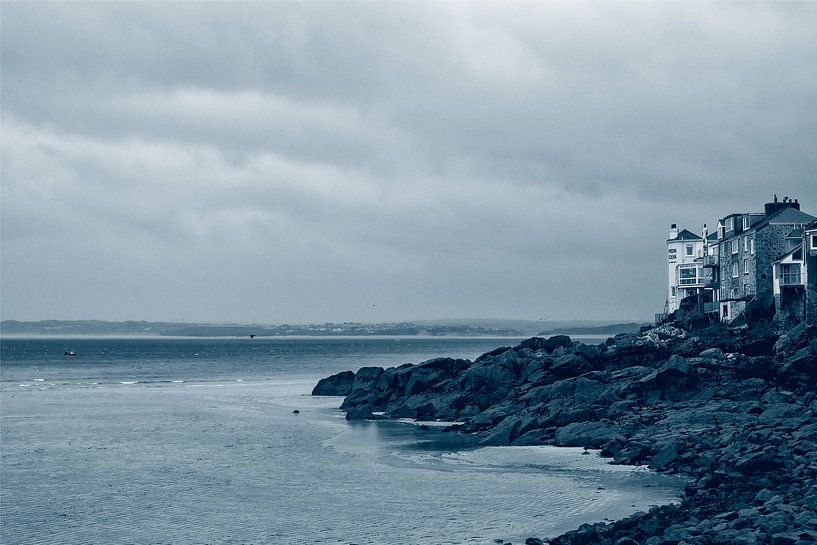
[756,224,800,305]
[807,254,817,325]
[719,233,757,300]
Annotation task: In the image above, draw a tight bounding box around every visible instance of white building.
[666,224,717,315]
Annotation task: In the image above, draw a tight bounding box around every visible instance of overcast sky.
[2,2,816,324]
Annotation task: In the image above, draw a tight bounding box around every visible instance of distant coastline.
[0,319,644,338]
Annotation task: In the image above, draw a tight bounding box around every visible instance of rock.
[774,321,811,356]
[699,347,725,360]
[312,370,355,396]
[647,324,688,342]
[459,362,516,394]
[475,346,513,363]
[550,354,594,377]
[315,317,817,545]
[736,451,784,474]
[345,405,374,420]
[665,354,691,375]
[523,376,606,406]
[480,415,524,445]
[650,440,682,470]
[769,533,800,545]
[555,421,622,448]
[341,366,386,409]
[519,335,572,353]
[754,489,776,503]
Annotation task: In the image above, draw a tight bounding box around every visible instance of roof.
[707,232,719,241]
[752,206,816,231]
[786,228,804,239]
[671,229,703,241]
[773,242,804,264]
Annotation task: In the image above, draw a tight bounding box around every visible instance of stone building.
[772,237,805,321]
[716,197,815,323]
[804,221,817,325]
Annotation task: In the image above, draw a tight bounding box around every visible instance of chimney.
[669,224,678,240]
[765,196,800,217]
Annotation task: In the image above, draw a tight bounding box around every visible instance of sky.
[2,2,817,324]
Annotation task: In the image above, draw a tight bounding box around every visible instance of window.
[732,239,739,254]
[811,234,817,250]
[743,216,750,230]
[781,264,801,285]
[744,236,749,253]
[726,217,734,231]
[732,262,739,277]
[679,266,699,285]
[750,238,755,255]
[671,286,676,297]
[744,259,749,274]
[685,244,694,257]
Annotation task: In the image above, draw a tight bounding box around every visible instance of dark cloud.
[2,2,816,323]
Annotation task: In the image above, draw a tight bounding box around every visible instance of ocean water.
[0,337,681,545]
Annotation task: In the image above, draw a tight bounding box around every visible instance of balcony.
[679,275,717,287]
[780,272,803,286]
[702,255,719,267]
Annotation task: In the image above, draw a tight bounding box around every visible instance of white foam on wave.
[172,380,184,383]
[33,378,45,382]
[395,418,464,427]
[120,381,138,385]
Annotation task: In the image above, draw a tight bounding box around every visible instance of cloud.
[2,2,817,322]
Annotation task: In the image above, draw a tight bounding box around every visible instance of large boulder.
[340,366,385,409]
[458,362,516,394]
[550,354,595,378]
[398,358,468,396]
[519,335,572,353]
[522,376,607,406]
[554,420,623,448]
[312,370,355,396]
[774,321,813,357]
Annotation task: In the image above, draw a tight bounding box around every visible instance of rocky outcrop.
[315,320,817,545]
[312,370,355,396]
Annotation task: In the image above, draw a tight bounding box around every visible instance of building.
[716,197,815,323]
[665,224,718,316]
[802,221,817,325]
[772,234,805,321]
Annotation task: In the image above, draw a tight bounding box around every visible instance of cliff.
[313,320,817,545]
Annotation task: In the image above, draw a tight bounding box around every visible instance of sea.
[0,336,682,545]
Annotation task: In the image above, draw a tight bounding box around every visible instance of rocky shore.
[313,320,817,545]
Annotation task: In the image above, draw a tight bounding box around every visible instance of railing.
[702,255,719,267]
[780,272,803,286]
[727,296,757,327]
[655,313,668,325]
[679,276,716,286]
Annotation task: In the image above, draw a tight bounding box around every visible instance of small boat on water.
[64,351,77,356]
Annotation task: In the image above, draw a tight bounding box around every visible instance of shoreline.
[313,321,817,544]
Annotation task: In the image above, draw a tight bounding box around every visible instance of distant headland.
[0,319,645,338]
